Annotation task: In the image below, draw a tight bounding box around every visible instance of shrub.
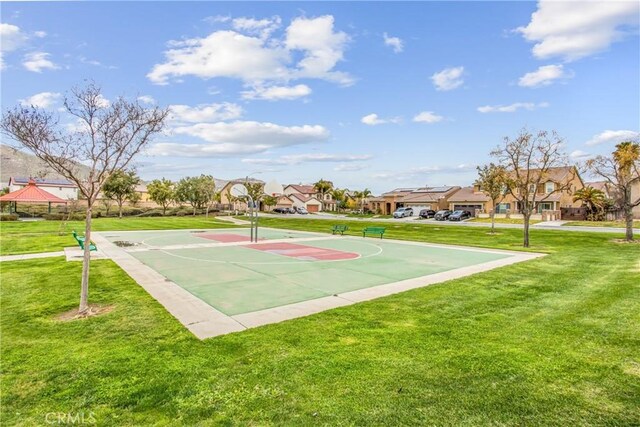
[0,214,19,221]
[138,210,164,217]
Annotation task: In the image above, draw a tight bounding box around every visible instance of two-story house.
[282,184,329,212]
[499,166,585,215]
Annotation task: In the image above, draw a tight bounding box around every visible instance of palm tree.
[358,188,372,212]
[313,179,333,211]
[573,186,607,221]
[330,188,346,212]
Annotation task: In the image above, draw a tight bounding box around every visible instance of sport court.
[97,227,542,338]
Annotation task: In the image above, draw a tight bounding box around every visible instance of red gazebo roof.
[0,179,68,203]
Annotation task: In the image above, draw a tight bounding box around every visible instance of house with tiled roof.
[8,176,78,200]
[447,186,492,215]
[369,188,417,215]
[283,184,336,212]
[401,186,461,213]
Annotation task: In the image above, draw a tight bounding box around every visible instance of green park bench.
[331,224,349,235]
[362,227,386,239]
[72,230,97,251]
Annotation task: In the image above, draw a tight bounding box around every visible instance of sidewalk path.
[0,251,65,262]
[217,216,251,225]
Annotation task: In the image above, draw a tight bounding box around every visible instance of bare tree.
[491,129,575,247]
[475,163,506,234]
[1,83,168,315]
[586,141,640,241]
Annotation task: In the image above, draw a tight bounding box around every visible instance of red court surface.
[197,233,263,243]
[246,242,359,261]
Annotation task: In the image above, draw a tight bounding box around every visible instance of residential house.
[369,188,416,215]
[401,186,461,213]
[8,176,78,200]
[289,194,323,212]
[586,180,640,219]
[499,166,584,215]
[447,186,493,216]
[283,184,336,212]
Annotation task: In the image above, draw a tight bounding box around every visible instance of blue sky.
[1,1,639,193]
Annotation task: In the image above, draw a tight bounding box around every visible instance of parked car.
[434,210,452,221]
[448,210,472,221]
[287,207,297,214]
[393,207,414,218]
[419,209,436,219]
[296,207,309,215]
[272,207,289,214]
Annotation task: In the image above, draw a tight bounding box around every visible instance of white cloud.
[243,153,372,166]
[585,130,640,146]
[169,102,243,123]
[232,16,281,39]
[431,66,464,91]
[413,111,444,123]
[285,15,352,85]
[477,102,549,113]
[518,64,574,87]
[383,32,404,53]
[95,94,110,108]
[241,84,311,101]
[148,15,352,87]
[19,91,61,108]
[0,23,27,52]
[147,31,289,85]
[361,113,402,126]
[137,95,156,105]
[22,52,59,73]
[34,31,47,38]
[150,121,330,157]
[1,23,28,70]
[203,15,231,24]
[334,163,367,172]
[516,0,639,61]
[570,150,592,160]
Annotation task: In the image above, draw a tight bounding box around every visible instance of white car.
[393,207,413,218]
[296,207,309,215]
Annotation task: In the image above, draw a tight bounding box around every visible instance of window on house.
[545,182,554,193]
[529,184,536,193]
[496,203,510,214]
[537,202,553,212]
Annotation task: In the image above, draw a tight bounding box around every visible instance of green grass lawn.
[564,220,640,228]
[2,217,639,425]
[468,217,542,225]
[0,216,238,255]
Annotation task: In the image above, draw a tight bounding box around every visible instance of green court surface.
[103,228,512,316]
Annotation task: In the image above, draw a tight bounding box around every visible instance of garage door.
[452,205,483,216]
[307,204,319,213]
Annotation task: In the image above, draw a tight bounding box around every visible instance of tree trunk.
[193,205,196,216]
[491,210,495,234]
[523,211,531,248]
[162,205,167,216]
[79,206,92,314]
[625,203,634,241]
[118,200,123,218]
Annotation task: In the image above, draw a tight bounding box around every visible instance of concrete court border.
[92,228,545,340]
